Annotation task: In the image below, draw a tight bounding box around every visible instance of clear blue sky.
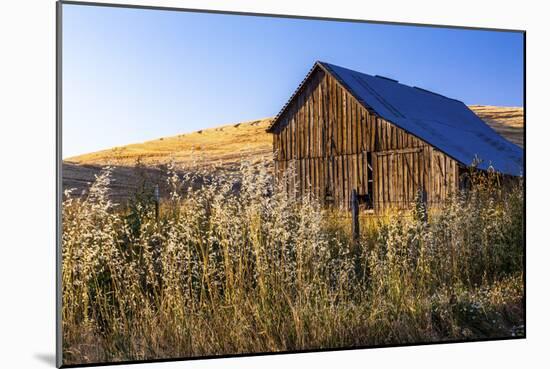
[62,4,524,158]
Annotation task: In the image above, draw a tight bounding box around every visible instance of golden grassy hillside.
[62,106,523,202]
[469,105,524,147]
[65,117,274,169]
[63,118,273,202]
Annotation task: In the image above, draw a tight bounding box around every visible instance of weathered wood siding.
[271,67,459,211]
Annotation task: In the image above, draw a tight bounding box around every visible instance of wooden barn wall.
[272,68,459,211]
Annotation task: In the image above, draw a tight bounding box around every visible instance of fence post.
[154,184,160,221]
[417,186,428,223]
[351,189,360,246]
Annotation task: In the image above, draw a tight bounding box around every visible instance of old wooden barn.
[267,61,523,211]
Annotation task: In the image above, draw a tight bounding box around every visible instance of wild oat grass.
[62,160,524,365]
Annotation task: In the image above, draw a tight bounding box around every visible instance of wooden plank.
[315,157,320,199]
[361,111,367,151]
[306,87,311,159]
[317,78,326,157]
[378,118,384,151]
[290,116,295,159]
[328,77,334,157]
[412,151,418,198]
[309,157,314,198]
[336,85,342,154]
[273,134,278,160]
[341,89,347,155]
[319,77,325,158]
[436,151,443,203]
[372,114,378,151]
[418,148,424,194]
[280,123,285,160]
[314,157,319,201]
[356,103,362,152]
[385,154,390,208]
[340,155,346,209]
[295,98,300,159]
[403,153,411,206]
[308,82,313,158]
[404,153,409,207]
[334,156,339,208]
[335,78,340,155]
[446,156,453,200]
[365,153,369,195]
[330,156,335,206]
[335,156,340,208]
[363,151,368,196]
[388,153,394,206]
[380,154,386,207]
[307,157,311,198]
[297,96,302,159]
[353,102,358,153]
[439,153,446,202]
[320,157,325,203]
[371,152,381,212]
[353,99,358,153]
[300,158,304,200]
[348,92,353,154]
[344,92,351,155]
[378,154,383,211]
[424,147,431,205]
[399,153,403,208]
[375,147,424,156]
[343,155,349,209]
[409,153,415,204]
[312,82,317,157]
[324,76,330,158]
[287,115,291,160]
[313,82,317,158]
[357,103,362,153]
[387,124,392,150]
[278,120,283,160]
[353,154,358,197]
[284,119,289,160]
[301,93,306,159]
[311,157,315,198]
[296,159,300,199]
[331,77,337,155]
[351,154,356,206]
[391,125,397,150]
[357,152,364,195]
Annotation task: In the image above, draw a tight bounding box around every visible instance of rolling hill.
[468,105,524,147]
[63,106,524,203]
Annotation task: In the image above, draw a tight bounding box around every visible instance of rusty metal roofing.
[268,61,523,176]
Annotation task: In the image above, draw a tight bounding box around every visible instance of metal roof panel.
[319,61,523,176]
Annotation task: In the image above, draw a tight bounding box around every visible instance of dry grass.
[61,160,524,365]
[65,118,273,168]
[469,105,524,147]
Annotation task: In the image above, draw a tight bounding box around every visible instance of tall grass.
[62,161,524,364]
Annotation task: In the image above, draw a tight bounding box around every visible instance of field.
[63,106,523,203]
[62,160,524,365]
[61,106,525,365]
[468,106,524,147]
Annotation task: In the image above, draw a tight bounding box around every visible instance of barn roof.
[268,61,524,176]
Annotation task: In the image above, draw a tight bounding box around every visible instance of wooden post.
[351,189,360,245]
[154,184,160,221]
[416,186,428,223]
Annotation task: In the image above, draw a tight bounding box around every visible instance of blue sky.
[62,4,524,158]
